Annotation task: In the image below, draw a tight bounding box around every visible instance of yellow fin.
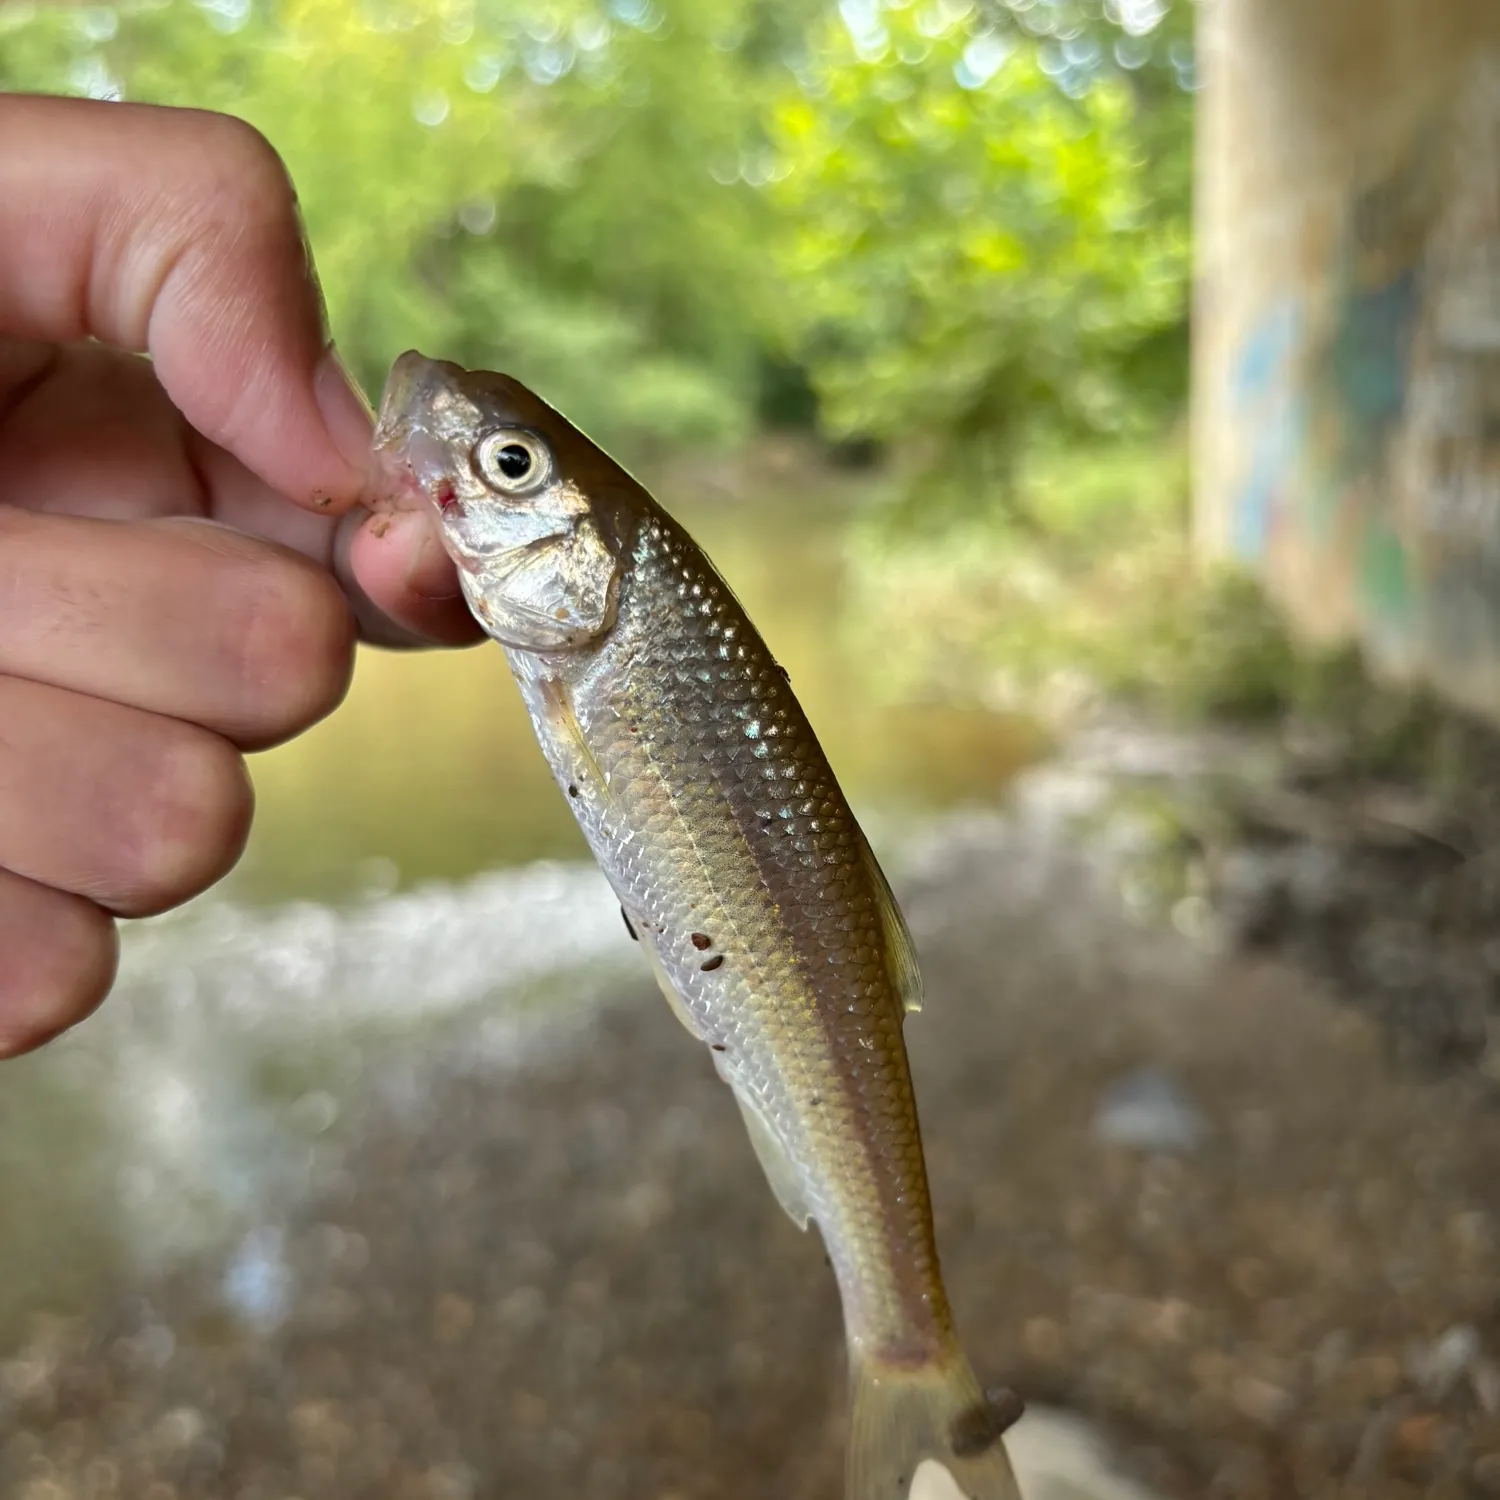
[728,1085,812,1231]
[638,933,706,1041]
[847,1352,1024,1500]
[860,834,924,1016]
[538,676,614,805]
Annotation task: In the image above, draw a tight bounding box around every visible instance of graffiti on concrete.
[1309,152,1431,648]
[1227,298,1304,562]
[1400,54,1500,678]
[1213,54,1500,696]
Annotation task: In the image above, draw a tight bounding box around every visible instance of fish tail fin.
[847,1350,1024,1500]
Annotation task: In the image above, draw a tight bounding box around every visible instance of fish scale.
[557,514,936,1344]
[372,350,1023,1500]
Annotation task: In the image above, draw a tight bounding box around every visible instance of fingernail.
[314,344,375,483]
[399,511,463,602]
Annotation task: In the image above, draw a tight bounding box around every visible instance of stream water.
[0,482,1038,1346]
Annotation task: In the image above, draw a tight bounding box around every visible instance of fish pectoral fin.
[860,834,924,1016]
[640,935,708,1042]
[537,676,614,806]
[727,1083,812,1231]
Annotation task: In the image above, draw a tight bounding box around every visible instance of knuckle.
[0,893,118,1059]
[233,554,356,745]
[190,111,300,234]
[119,728,254,917]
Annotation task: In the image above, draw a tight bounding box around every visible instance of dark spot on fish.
[950,1393,1023,1459]
[690,932,712,950]
[700,954,725,972]
[809,1094,821,1106]
[621,907,638,941]
[568,784,580,798]
[984,1387,1026,1433]
[710,1043,727,1053]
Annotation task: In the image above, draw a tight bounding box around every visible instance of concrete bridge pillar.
[1193,0,1500,716]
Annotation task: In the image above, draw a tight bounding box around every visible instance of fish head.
[371,350,629,652]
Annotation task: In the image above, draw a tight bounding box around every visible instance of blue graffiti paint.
[1227,298,1306,562]
[1231,299,1301,408]
[1329,269,1419,441]
[1232,449,1277,560]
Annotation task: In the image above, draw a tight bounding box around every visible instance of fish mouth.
[371,350,459,451]
[366,351,469,510]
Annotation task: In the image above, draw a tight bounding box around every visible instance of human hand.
[0,93,481,1057]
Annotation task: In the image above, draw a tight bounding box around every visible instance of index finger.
[0,93,371,512]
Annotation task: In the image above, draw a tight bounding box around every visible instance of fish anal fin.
[639,933,707,1041]
[860,835,924,1016]
[728,1085,812,1231]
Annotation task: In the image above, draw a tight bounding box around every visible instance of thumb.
[0,93,371,512]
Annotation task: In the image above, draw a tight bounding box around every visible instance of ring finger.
[0,868,118,1058]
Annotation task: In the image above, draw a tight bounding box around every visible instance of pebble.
[221,1230,292,1334]
[1209,1447,1268,1498]
[420,1462,476,1500]
[1312,1329,1353,1385]
[1093,1067,1209,1154]
[287,1400,353,1457]
[1345,1354,1404,1401]
[1023,1317,1067,1363]
[1409,1324,1480,1400]
[1227,1257,1270,1300]
[430,1294,475,1346]
[4,789,1500,1500]
[149,1408,206,1457]
[1394,1411,1442,1458]
[1230,1375,1295,1429]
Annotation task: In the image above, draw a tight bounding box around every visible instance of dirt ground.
[5,730,1500,1500]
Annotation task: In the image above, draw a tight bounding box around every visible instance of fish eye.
[474,429,552,495]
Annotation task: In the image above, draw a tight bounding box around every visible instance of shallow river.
[0,482,1037,1344]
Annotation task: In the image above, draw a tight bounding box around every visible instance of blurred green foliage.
[0,0,1193,484]
[768,2,1189,514]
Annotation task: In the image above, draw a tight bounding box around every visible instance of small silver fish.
[372,351,1023,1500]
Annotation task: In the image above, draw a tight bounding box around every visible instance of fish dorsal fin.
[859,834,924,1016]
[727,1083,812,1231]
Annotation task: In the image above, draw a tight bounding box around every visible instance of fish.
[371,350,1024,1500]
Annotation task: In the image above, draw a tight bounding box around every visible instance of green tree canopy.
[1,0,1193,491]
[768,0,1188,511]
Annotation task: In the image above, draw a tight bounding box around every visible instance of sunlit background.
[8,4,1500,1499]
[2,0,1193,903]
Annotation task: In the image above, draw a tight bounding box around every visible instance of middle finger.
[0,506,356,748]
